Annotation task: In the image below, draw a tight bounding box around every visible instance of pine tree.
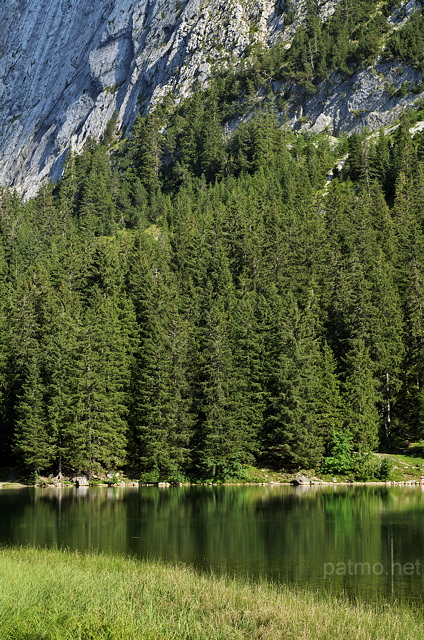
[251,106,281,173]
[264,290,340,469]
[0,245,12,464]
[14,352,55,474]
[42,283,83,476]
[392,171,424,441]
[128,232,193,478]
[62,289,134,475]
[230,289,266,453]
[77,144,117,237]
[342,338,380,451]
[11,264,57,473]
[57,148,78,226]
[191,293,244,480]
[198,97,226,181]
[130,114,162,194]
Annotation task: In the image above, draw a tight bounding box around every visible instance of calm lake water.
[1,484,424,604]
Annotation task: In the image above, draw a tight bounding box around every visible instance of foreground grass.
[0,548,422,639]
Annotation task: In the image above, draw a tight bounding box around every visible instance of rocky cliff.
[0,0,422,197]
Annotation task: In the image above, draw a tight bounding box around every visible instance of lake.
[1,484,423,604]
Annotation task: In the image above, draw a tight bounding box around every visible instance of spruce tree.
[264,290,339,469]
[342,338,380,451]
[14,352,55,474]
[62,288,134,475]
[191,292,243,480]
[128,231,193,478]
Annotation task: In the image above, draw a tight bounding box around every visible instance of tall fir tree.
[128,232,193,478]
[342,338,380,451]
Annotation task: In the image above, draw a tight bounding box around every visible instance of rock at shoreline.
[73,476,89,487]
[291,476,310,486]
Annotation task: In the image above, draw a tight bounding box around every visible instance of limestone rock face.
[0,0,279,197]
[289,62,423,135]
[0,0,422,197]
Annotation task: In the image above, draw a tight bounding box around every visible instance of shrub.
[139,468,160,484]
[321,430,355,475]
[351,452,380,481]
[376,457,394,480]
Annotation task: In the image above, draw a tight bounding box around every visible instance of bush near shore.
[0,547,422,640]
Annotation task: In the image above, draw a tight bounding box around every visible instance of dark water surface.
[1,484,424,604]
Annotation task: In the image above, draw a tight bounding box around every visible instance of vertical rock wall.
[0,0,422,196]
[0,0,277,197]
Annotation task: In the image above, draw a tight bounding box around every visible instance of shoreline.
[1,479,423,489]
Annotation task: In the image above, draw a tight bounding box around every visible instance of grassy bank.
[376,447,424,482]
[3,442,424,487]
[0,547,422,640]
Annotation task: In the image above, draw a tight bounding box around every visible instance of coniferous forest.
[1,84,424,481]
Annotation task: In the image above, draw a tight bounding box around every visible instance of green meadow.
[0,547,422,640]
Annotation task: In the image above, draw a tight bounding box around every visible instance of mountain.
[0,0,423,198]
[1,3,424,480]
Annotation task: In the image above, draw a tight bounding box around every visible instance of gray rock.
[291,475,310,485]
[291,62,423,136]
[0,0,422,197]
[0,0,276,197]
[73,476,89,487]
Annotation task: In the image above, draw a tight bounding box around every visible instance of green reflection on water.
[1,485,423,604]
